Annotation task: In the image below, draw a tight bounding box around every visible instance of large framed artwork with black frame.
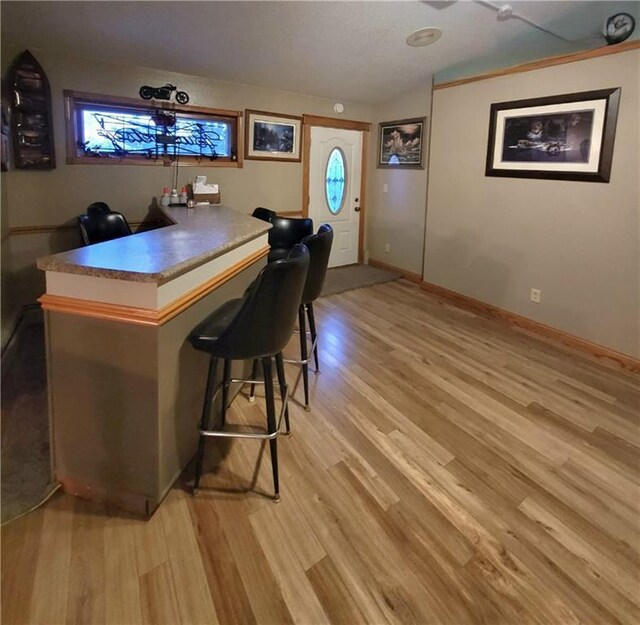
[485,88,621,183]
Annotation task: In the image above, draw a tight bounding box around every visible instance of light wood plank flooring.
[3,280,639,625]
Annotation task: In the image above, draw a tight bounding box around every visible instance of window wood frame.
[64,90,243,168]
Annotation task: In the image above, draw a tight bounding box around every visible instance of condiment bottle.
[160,187,170,207]
[170,188,179,204]
[179,186,188,205]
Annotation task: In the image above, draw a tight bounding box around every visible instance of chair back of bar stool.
[210,244,309,360]
[86,201,112,215]
[268,216,313,261]
[78,211,133,246]
[252,206,277,223]
[300,224,333,304]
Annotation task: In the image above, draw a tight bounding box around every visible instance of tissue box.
[188,183,221,205]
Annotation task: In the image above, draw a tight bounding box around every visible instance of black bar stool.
[251,206,277,223]
[188,244,309,501]
[289,224,333,409]
[251,208,313,261]
[250,224,333,410]
[77,211,132,246]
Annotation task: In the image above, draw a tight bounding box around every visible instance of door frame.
[302,114,371,264]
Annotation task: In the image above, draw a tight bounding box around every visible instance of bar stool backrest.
[252,207,277,223]
[86,202,112,215]
[268,216,313,256]
[300,224,334,304]
[78,212,133,246]
[211,244,310,360]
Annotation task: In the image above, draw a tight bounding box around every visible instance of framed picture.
[485,88,620,183]
[244,109,302,162]
[378,117,426,169]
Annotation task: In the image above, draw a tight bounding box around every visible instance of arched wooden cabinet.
[5,49,56,170]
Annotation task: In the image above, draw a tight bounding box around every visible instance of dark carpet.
[1,311,53,524]
[321,263,401,297]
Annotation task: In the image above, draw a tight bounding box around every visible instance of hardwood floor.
[2,280,639,625]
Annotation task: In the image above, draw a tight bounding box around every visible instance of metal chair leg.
[306,302,319,374]
[221,358,231,427]
[274,352,290,435]
[194,356,218,494]
[262,357,280,501]
[249,359,258,403]
[298,305,310,411]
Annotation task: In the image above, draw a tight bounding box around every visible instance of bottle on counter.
[160,187,170,207]
[179,186,188,205]
[170,188,179,204]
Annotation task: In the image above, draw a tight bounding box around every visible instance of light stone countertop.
[37,205,271,285]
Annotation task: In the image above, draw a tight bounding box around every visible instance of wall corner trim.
[420,281,640,373]
[434,40,640,90]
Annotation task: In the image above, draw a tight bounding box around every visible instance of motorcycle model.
[139,83,189,105]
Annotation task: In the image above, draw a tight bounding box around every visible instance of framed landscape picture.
[245,110,302,162]
[378,117,426,169]
[485,88,620,183]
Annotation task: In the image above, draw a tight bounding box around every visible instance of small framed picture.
[244,110,302,162]
[377,117,426,169]
[485,88,621,183]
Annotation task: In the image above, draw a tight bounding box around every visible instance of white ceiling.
[2,1,638,103]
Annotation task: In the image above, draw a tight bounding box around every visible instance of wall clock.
[603,12,635,45]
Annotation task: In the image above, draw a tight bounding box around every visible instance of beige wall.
[0,44,373,321]
[424,49,640,358]
[367,82,432,275]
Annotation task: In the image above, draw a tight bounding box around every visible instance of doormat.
[321,264,401,297]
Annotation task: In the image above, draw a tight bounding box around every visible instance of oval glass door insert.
[325,147,346,214]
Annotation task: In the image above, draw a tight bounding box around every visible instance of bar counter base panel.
[39,206,271,517]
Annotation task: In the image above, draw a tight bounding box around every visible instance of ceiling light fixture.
[406,27,442,47]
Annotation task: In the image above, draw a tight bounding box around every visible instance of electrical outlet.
[383,183,388,193]
[384,243,390,254]
[530,288,541,303]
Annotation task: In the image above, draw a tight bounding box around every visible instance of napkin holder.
[189,182,221,205]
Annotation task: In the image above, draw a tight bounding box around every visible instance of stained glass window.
[80,108,230,159]
[65,91,240,166]
[325,148,346,214]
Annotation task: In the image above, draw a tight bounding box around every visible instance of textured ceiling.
[1,1,638,103]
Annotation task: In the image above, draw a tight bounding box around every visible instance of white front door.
[308,127,362,267]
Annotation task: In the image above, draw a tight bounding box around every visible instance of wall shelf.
[6,50,56,170]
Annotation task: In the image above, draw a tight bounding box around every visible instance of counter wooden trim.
[39,245,269,326]
[434,40,640,90]
[421,280,640,373]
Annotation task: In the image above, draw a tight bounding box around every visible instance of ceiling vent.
[406,27,443,47]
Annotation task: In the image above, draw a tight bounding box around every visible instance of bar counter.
[38,205,270,516]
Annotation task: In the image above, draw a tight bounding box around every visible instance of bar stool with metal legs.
[250,224,333,411]
[292,224,333,409]
[188,244,309,501]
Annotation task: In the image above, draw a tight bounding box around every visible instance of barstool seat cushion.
[189,298,244,352]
